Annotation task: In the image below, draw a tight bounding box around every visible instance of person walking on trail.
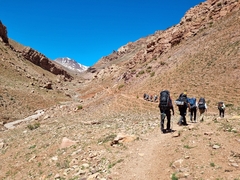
[198,97,207,122]
[218,101,226,118]
[176,92,189,126]
[154,95,158,102]
[188,97,197,123]
[158,90,174,133]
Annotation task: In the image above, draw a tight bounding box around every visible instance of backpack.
[198,97,206,109]
[218,102,223,110]
[188,97,196,109]
[159,90,171,110]
[175,93,188,108]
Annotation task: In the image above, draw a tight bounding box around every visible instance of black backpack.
[218,102,223,110]
[198,97,206,109]
[159,90,171,110]
[175,93,188,108]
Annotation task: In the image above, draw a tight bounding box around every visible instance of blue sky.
[0,0,204,66]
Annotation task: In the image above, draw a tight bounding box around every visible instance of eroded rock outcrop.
[0,21,9,44]
[144,0,240,60]
[94,0,240,80]
[22,47,73,80]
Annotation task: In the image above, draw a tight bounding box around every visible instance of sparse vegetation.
[159,61,166,66]
[171,173,178,180]
[77,105,83,110]
[27,122,40,130]
[150,72,155,77]
[108,159,124,169]
[138,70,145,75]
[98,134,116,144]
[210,162,215,167]
[118,84,124,89]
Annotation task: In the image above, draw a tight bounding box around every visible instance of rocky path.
[110,115,184,180]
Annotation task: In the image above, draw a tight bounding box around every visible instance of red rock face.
[95,0,240,73]
[22,47,73,80]
[0,21,9,43]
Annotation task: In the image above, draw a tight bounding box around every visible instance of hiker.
[154,94,158,102]
[176,92,189,126]
[150,94,153,102]
[158,90,174,133]
[144,94,149,101]
[143,93,147,100]
[198,97,207,122]
[218,101,225,118]
[188,97,197,123]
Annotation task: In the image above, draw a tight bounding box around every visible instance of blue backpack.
[188,97,196,109]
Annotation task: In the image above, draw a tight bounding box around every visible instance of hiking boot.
[177,122,182,126]
[166,129,172,133]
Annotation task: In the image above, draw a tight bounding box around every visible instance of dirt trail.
[111,115,183,180]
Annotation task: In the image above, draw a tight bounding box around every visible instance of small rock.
[54,173,60,179]
[212,144,220,149]
[184,156,190,159]
[60,137,77,149]
[172,131,180,137]
[82,163,90,168]
[172,159,184,169]
[230,163,239,167]
[204,132,213,135]
[0,142,5,149]
[51,156,58,161]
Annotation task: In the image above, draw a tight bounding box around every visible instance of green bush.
[27,122,40,130]
[138,70,145,75]
[78,105,83,110]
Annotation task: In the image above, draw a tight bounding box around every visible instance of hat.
[183,92,187,95]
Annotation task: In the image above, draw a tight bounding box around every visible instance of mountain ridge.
[54,57,88,73]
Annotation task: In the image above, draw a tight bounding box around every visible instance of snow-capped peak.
[54,57,88,72]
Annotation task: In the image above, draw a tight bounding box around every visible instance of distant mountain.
[54,57,88,72]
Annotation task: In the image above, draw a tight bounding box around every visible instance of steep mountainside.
[83,0,240,113]
[0,38,75,123]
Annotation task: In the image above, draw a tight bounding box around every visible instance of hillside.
[0,37,75,124]
[83,0,240,114]
[0,0,240,179]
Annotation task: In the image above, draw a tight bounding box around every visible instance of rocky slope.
[83,0,240,113]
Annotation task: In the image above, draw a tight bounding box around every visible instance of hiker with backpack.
[154,94,158,102]
[158,90,174,133]
[198,97,207,122]
[144,93,149,101]
[175,92,189,126]
[218,101,225,117]
[188,97,197,123]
